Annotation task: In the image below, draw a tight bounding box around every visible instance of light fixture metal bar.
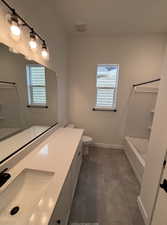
[0,0,45,43]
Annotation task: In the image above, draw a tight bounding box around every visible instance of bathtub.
[124,136,149,184]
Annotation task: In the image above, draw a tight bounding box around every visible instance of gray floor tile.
[69,148,145,225]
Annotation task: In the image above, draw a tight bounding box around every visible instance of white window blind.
[26,65,47,106]
[96,65,119,109]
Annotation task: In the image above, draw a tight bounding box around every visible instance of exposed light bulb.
[29,39,37,49]
[29,37,37,50]
[41,41,49,59]
[9,13,21,40]
[10,21,21,36]
[29,31,37,50]
[10,22,21,36]
[41,48,48,58]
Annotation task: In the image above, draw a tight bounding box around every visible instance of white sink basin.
[0,168,54,225]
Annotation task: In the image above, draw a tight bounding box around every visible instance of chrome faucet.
[0,168,11,187]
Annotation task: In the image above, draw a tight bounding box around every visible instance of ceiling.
[4,0,167,36]
[55,0,167,36]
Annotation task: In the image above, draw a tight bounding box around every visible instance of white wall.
[0,1,68,124]
[68,34,167,145]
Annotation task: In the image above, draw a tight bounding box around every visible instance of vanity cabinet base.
[49,141,83,225]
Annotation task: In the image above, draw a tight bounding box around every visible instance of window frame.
[26,64,48,108]
[94,64,119,111]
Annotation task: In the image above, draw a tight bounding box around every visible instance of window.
[96,64,119,110]
[26,64,47,107]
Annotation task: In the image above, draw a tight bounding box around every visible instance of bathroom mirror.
[0,43,57,163]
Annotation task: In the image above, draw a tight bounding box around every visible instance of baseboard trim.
[137,196,148,225]
[93,142,123,150]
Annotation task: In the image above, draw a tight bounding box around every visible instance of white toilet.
[67,124,93,155]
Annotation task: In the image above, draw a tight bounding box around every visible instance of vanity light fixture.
[41,41,49,59]
[1,0,49,60]
[29,29,37,50]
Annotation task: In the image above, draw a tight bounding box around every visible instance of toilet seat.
[67,124,75,128]
[82,135,93,144]
[66,124,93,147]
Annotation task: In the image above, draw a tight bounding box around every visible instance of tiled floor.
[69,148,145,225]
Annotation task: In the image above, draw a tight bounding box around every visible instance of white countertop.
[0,128,20,140]
[0,127,84,225]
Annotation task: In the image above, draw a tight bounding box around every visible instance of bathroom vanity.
[0,127,84,225]
[49,128,83,225]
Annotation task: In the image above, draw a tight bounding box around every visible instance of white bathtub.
[124,136,149,184]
